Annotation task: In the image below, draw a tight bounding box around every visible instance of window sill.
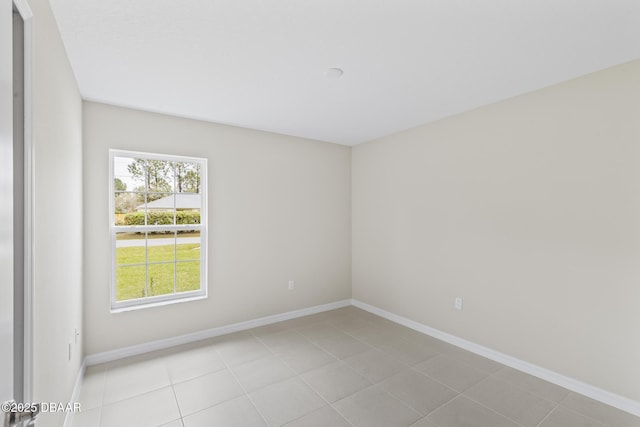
[110,294,207,314]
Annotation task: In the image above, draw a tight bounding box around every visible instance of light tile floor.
[72,307,640,427]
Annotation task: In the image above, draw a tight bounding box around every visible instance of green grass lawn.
[116,243,201,301]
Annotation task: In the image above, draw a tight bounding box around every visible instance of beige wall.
[352,60,640,402]
[29,0,84,426]
[83,102,351,355]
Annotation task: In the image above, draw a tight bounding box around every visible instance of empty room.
[1,0,640,426]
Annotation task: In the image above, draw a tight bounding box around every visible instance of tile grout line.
[534,402,561,427]
[213,335,276,427]
[97,365,107,427]
[555,393,612,427]
[286,311,451,426]
[487,366,571,403]
[459,392,527,427]
[168,381,185,426]
[250,327,356,426]
[270,311,431,425]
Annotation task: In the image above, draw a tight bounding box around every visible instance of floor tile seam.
[334,381,426,412]
[214,346,272,427]
[557,392,617,426]
[175,390,254,423]
[300,359,375,401]
[417,352,497,382]
[213,345,274,371]
[443,353,504,376]
[375,386,426,419]
[555,402,614,427]
[356,365,409,387]
[457,392,529,427]
[89,369,108,412]
[294,336,342,366]
[228,359,298,395]
[168,382,185,422]
[96,404,103,427]
[102,358,171,383]
[254,327,335,357]
[339,325,396,349]
[100,382,173,408]
[328,383,389,426]
[402,351,443,369]
[481,371,562,407]
[379,380,459,419]
[327,317,382,335]
[341,348,418,381]
[408,387,463,426]
[298,329,348,346]
[406,364,472,394]
[311,341,370,361]
[167,359,243,412]
[401,365,460,396]
[291,320,337,336]
[490,368,570,404]
[167,364,228,387]
[75,368,105,426]
[281,379,355,427]
[178,391,266,423]
[533,401,562,427]
[260,337,356,427]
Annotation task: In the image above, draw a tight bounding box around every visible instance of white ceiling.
[50,0,640,146]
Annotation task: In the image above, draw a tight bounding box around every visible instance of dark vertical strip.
[12,6,25,404]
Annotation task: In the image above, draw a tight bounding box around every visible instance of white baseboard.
[84,299,350,366]
[63,359,86,427]
[351,298,640,417]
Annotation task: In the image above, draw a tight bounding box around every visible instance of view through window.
[110,150,207,310]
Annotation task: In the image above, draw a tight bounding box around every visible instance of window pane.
[148,231,176,263]
[145,159,174,194]
[114,156,146,192]
[148,263,175,297]
[115,232,146,265]
[175,194,201,225]
[114,192,143,225]
[174,162,201,194]
[177,261,200,292]
[146,193,176,225]
[176,232,200,261]
[116,265,147,301]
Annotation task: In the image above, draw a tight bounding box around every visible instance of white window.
[109,150,207,311]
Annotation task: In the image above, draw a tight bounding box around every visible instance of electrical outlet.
[454,297,463,310]
[288,280,295,290]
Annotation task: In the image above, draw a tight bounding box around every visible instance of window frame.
[109,149,208,312]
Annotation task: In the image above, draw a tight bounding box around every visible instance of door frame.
[12,0,34,405]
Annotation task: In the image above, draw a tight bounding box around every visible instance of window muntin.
[110,150,207,310]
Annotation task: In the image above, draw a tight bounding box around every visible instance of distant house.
[136,193,201,212]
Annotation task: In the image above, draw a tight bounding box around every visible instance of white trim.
[12,0,33,19]
[351,299,640,417]
[85,299,351,365]
[63,360,86,427]
[110,294,207,314]
[13,0,35,404]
